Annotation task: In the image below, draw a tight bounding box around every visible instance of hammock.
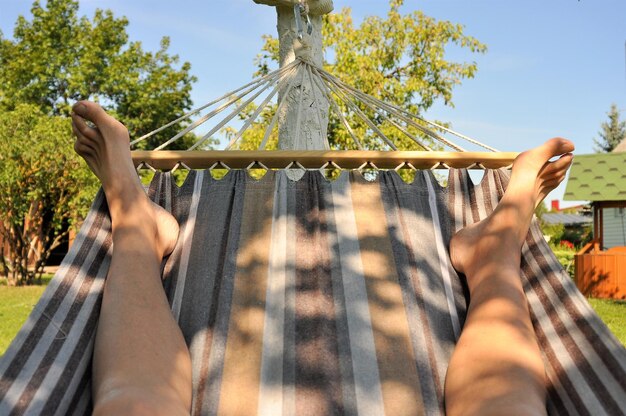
[1,168,625,415]
[1,59,625,415]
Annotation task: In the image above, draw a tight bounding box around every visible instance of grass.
[0,279,624,357]
[587,298,626,345]
[0,276,51,357]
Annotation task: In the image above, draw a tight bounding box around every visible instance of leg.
[71,102,192,416]
[445,138,575,416]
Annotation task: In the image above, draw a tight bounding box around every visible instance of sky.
[1,0,625,205]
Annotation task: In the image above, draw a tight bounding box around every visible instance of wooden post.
[599,205,604,250]
[592,204,598,251]
[253,0,333,151]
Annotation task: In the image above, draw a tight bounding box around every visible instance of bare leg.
[72,102,192,416]
[445,138,575,416]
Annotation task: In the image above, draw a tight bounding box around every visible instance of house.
[541,212,592,227]
[541,201,592,246]
[564,142,626,299]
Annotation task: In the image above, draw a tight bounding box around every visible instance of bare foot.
[71,101,179,258]
[449,137,574,284]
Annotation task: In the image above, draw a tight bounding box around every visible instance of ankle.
[107,190,152,223]
[111,220,160,258]
[461,240,522,281]
[109,197,158,240]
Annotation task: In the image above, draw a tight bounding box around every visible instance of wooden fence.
[575,242,626,299]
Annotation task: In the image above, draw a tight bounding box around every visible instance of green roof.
[564,152,626,201]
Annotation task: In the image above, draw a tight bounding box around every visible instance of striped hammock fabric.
[0,169,624,415]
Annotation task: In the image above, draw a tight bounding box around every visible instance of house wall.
[603,207,626,248]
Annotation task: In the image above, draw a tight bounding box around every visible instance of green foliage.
[561,225,592,247]
[535,201,548,218]
[551,248,575,278]
[543,223,565,243]
[0,0,199,149]
[239,0,486,150]
[0,105,98,285]
[535,203,565,243]
[594,103,626,153]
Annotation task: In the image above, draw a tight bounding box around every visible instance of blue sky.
[2,0,625,204]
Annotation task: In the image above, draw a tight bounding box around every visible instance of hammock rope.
[130,58,505,170]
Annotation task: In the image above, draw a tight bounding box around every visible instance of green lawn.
[0,281,624,357]
[0,278,49,356]
[587,298,626,345]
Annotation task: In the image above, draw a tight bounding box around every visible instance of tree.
[0,105,99,285]
[0,0,208,284]
[230,0,486,151]
[593,103,626,153]
[0,0,202,150]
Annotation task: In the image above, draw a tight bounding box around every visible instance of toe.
[543,137,575,157]
[72,101,110,126]
[72,113,101,142]
[72,100,130,143]
[73,135,97,158]
[541,153,574,175]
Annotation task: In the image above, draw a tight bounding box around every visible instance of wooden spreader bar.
[131,150,519,170]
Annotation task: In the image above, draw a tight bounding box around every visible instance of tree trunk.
[275,6,329,151]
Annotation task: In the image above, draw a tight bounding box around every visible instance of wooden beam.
[594,200,626,209]
[130,150,519,170]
